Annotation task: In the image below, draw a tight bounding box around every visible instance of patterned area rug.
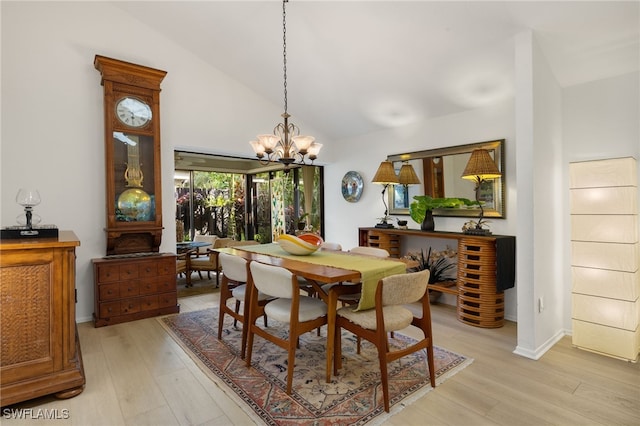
[159,308,472,425]
[176,274,218,298]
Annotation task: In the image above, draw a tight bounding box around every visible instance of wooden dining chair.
[217,253,270,359]
[176,248,196,287]
[321,246,390,306]
[245,261,328,395]
[333,269,435,412]
[192,234,219,257]
[189,237,237,286]
[320,241,343,251]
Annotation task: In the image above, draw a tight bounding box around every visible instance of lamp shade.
[461,149,502,181]
[398,162,421,185]
[372,161,399,185]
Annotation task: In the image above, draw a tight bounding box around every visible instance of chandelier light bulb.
[250,140,266,156]
[292,135,314,153]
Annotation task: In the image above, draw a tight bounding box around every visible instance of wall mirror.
[387,139,505,218]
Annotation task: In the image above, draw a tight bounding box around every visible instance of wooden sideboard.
[0,231,85,406]
[359,227,515,328]
[92,253,179,327]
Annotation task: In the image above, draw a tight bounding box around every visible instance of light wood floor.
[3,282,639,426]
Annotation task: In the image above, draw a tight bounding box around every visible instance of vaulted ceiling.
[115,1,639,142]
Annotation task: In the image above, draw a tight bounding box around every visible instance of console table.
[359,227,515,328]
[0,231,85,406]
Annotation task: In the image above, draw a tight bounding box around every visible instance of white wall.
[561,71,640,332]
[1,2,314,322]
[530,34,564,357]
[323,99,518,320]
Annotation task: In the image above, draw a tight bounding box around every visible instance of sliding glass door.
[175,159,323,243]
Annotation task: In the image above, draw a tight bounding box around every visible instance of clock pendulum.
[116,135,152,222]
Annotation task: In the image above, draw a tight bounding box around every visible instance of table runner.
[223,243,406,310]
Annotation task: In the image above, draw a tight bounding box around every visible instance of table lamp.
[461,149,502,235]
[372,161,399,228]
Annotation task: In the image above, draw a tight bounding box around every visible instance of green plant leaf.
[409,195,479,223]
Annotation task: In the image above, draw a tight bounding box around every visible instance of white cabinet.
[570,157,639,362]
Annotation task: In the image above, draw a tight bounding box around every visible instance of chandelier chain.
[282,0,288,114]
[249,0,321,168]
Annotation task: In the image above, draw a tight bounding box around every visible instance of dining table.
[176,241,212,253]
[215,242,410,382]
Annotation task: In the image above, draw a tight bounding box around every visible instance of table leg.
[325,287,337,383]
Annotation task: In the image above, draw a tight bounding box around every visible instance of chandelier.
[249,0,322,168]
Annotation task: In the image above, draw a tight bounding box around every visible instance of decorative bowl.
[297,233,324,246]
[277,234,320,256]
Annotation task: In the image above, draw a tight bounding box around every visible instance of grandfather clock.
[94,55,167,254]
[93,56,178,328]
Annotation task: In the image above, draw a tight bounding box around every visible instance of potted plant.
[404,247,457,303]
[297,213,310,231]
[409,195,478,231]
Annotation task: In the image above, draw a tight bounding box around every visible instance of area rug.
[176,275,218,298]
[159,308,472,425]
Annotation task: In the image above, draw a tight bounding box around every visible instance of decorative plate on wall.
[341,171,363,202]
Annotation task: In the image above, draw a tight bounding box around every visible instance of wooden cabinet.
[359,227,515,328]
[0,231,85,406]
[570,157,639,362]
[93,253,179,327]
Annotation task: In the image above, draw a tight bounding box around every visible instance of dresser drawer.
[141,295,159,311]
[156,275,176,293]
[119,280,140,298]
[139,261,157,278]
[120,298,141,315]
[139,279,158,295]
[119,263,139,280]
[159,293,178,308]
[157,258,176,275]
[100,301,121,318]
[97,264,120,283]
[99,283,120,301]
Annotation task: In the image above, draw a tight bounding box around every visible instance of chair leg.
[217,302,226,340]
[378,348,391,412]
[427,344,436,388]
[286,336,297,394]
[333,324,343,375]
[234,300,241,327]
[218,282,231,340]
[245,324,255,368]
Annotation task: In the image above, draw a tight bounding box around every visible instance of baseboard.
[513,329,566,360]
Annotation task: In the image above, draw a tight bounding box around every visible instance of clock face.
[115,97,152,128]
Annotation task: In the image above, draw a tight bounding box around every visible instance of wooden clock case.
[94,55,167,255]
